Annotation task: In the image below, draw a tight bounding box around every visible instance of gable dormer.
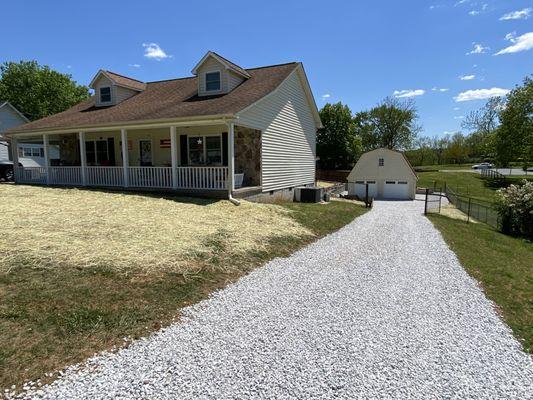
[89,70,146,107]
[191,51,250,97]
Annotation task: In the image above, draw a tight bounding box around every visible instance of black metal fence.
[424,185,500,228]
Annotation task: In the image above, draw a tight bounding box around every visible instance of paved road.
[17,201,532,399]
[440,168,531,176]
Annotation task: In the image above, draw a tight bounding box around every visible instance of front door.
[139,140,152,166]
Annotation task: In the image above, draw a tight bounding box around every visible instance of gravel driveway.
[14,201,532,399]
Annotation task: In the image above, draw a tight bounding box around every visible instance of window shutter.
[222,132,228,166]
[107,138,116,166]
[180,135,188,165]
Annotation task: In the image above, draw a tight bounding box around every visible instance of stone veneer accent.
[59,134,80,166]
[234,127,261,186]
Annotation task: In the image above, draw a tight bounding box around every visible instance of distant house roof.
[0,101,30,123]
[7,62,300,134]
[89,70,147,92]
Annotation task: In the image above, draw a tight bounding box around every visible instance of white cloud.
[443,130,459,135]
[454,107,461,111]
[466,42,489,55]
[393,89,425,98]
[454,88,510,102]
[142,43,172,60]
[128,63,141,68]
[495,32,533,55]
[321,94,331,101]
[454,116,465,119]
[432,87,449,92]
[455,0,469,6]
[500,8,531,20]
[468,10,479,15]
[459,74,476,80]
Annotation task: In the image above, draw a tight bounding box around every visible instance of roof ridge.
[104,70,146,84]
[245,61,299,71]
[146,62,298,84]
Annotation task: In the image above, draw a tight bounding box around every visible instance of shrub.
[495,180,533,238]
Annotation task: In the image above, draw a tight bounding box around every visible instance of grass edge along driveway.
[428,213,532,354]
[0,185,368,391]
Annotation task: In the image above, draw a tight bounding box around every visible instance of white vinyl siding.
[237,70,317,192]
[94,76,115,106]
[197,58,230,96]
[227,71,244,92]
[94,76,138,106]
[0,141,9,161]
[0,104,27,134]
[115,86,138,103]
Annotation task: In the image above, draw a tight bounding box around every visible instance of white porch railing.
[176,166,228,190]
[86,166,124,187]
[49,167,82,185]
[15,166,229,191]
[129,167,173,189]
[16,167,47,184]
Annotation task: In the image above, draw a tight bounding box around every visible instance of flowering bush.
[495,180,533,238]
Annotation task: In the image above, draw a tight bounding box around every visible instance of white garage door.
[383,181,409,199]
[354,181,377,198]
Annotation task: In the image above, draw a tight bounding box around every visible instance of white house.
[0,101,29,162]
[4,51,322,201]
[347,148,418,200]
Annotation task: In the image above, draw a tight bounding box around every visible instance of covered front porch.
[11,121,261,197]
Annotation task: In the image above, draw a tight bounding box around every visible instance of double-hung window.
[378,158,384,167]
[205,72,221,92]
[188,135,222,165]
[100,87,111,103]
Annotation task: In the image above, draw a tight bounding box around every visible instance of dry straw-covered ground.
[0,185,312,275]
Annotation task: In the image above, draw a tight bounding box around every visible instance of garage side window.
[378,158,384,167]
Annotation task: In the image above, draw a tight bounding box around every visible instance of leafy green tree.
[0,61,89,121]
[495,76,533,168]
[461,97,503,160]
[356,97,421,151]
[317,102,362,169]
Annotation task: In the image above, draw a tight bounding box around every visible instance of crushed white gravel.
[12,200,532,399]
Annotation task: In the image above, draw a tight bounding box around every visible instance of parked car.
[471,162,493,170]
[0,161,21,181]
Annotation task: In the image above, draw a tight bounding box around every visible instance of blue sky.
[2,0,532,138]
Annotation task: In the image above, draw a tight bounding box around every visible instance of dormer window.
[100,87,111,103]
[205,72,221,92]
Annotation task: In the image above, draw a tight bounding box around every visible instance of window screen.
[100,87,111,103]
[205,72,221,91]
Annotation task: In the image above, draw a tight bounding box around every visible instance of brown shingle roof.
[7,62,298,134]
[103,71,147,91]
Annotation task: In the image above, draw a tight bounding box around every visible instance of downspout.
[226,119,240,206]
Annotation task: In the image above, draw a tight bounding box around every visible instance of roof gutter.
[4,114,236,137]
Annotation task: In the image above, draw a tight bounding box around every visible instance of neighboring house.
[347,148,418,200]
[4,51,322,201]
[0,101,29,162]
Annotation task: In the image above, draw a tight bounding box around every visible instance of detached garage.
[347,148,418,200]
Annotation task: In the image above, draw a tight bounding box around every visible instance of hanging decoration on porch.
[160,139,171,148]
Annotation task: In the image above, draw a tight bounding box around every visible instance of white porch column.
[79,131,87,185]
[121,128,129,187]
[11,136,19,181]
[228,122,235,192]
[43,134,50,184]
[170,126,178,189]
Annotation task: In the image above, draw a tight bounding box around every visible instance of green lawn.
[418,171,497,203]
[0,185,368,391]
[428,214,533,353]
